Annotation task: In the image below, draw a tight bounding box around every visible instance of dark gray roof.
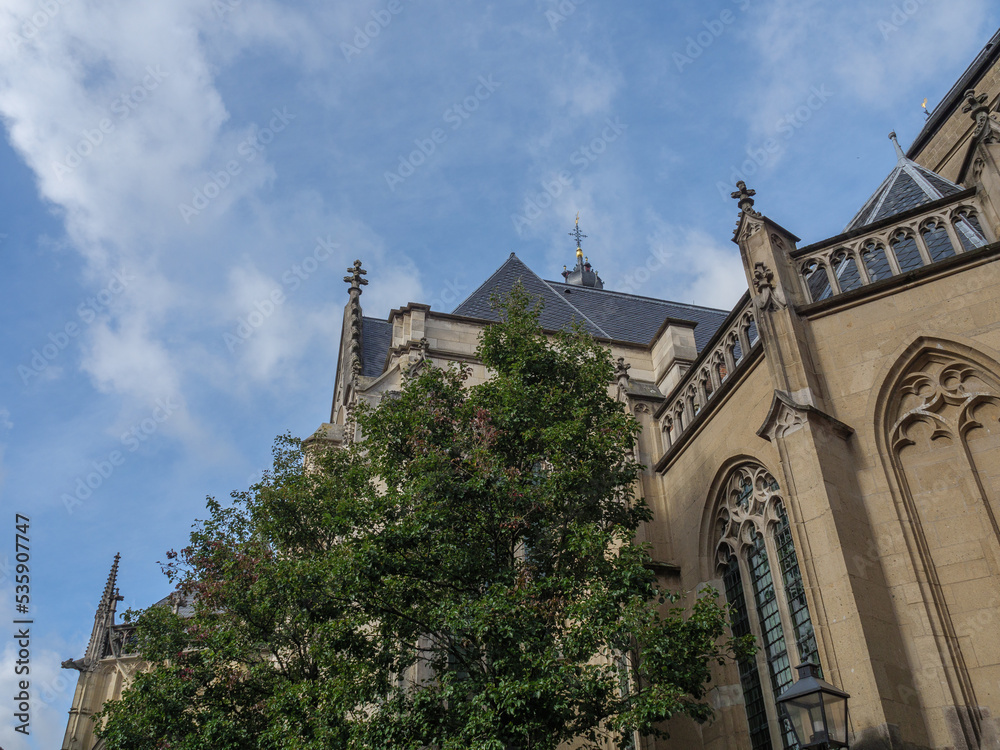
[845,145,964,231]
[361,317,392,377]
[152,593,197,619]
[452,254,729,351]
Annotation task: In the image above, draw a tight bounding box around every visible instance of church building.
[63,29,1000,750]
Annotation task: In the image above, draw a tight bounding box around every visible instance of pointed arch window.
[715,463,820,750]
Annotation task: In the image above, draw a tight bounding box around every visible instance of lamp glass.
[781,693,826,747]
[823,692,849,746]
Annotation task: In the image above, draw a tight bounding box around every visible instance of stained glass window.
[716,463,821,750]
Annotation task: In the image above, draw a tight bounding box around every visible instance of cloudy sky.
[1,0,998,745]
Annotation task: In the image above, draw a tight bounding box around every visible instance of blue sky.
[1,0,998,745]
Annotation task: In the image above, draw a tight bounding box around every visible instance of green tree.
[96,287,748,750]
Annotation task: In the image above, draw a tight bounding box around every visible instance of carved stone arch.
[874,336,1000,749]
[698,454,781,583]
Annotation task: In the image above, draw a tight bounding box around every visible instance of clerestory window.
[715,463,819,750]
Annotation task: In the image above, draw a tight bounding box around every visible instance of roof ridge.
[537,277,612,338]
[905,160,961,197]
[451,253,523,314]
[452,253,609,337]
[544,278,730,314]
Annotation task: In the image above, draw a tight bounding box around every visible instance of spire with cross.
[569,212,587,256]
[344,260,368,298]
[561,213,603,289]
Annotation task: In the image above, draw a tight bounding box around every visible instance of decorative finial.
[731,181,759,216]
[888,131,906,161]
[569,213,587,258]
[343,260,368,295]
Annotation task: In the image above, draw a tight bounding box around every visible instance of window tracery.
[715,463,819,750]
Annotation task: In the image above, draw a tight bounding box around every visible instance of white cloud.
[617,219,748,311]
[0,0,400,460]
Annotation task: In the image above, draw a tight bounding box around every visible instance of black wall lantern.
[775,663,850,749]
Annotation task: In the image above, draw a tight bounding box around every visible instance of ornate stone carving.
[889,354,998,452]
[752,261,787,312]
[731,181,760,217]
[963,88,1000,144]
[615,356,631,390]
[714,463,785,567]
[344,260,368,385]
[731,181,764,240]
[402,338,429,379]
[757,390,853,443]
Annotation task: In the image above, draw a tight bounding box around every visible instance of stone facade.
[62,29,1000,750]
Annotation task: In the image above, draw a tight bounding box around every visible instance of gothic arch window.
[877,343,1000,738]
[715,463,820,750]
[951,206,988,252]
[801,259,831,302]
[860,240,892,283]
[889,230,923,273]
[920,219,954,262]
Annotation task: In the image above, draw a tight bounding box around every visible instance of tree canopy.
[96,287,747,750]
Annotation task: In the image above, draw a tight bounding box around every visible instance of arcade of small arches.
[798,201,992,304]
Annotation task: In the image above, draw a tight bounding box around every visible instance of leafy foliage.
[96,286,748,750]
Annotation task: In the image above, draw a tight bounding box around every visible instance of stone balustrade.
[659,294,760,451]
[792,190,992,303]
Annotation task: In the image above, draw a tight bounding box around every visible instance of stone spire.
[845,132,965,232]
[561,213,604,289]
[343,260,368,382]
[888,130,906,161]
[82,553,124,670]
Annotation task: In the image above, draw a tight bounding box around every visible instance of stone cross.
[731,181,757,214]
[344,260,368,296]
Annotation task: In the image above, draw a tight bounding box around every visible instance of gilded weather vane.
[569,212,587,252]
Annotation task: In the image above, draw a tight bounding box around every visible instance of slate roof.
[152,593,197,619]
[360,317,393,377]
[845,137,964,231]
[451,254,730,351]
